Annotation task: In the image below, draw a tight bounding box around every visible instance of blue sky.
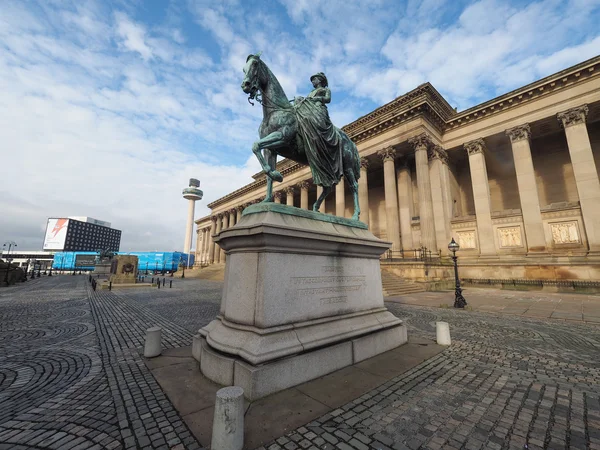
[1,0,599,252]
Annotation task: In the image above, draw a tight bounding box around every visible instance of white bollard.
[211,386,244,450]
[144,327,162,357]
[192,334,202,362]
[436,321,451,346]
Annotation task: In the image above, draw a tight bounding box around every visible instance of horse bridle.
[245,57,290,111]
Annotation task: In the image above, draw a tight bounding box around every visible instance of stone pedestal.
[93,261,112,277]
[195,203,408,400]
[109,255,139,284]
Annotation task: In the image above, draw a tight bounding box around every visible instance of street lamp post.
[448,238,467,309]
[180,256,185,279]
[145,262,148,275]
[2,241,17,285]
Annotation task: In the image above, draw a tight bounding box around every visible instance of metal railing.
[461,278,600,289]
[384,247,438,262]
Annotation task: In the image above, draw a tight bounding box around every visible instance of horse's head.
[241,53,264,101]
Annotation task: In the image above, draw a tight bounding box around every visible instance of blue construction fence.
[51,252,195,272]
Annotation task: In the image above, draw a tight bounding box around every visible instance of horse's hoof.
[351,213,360,221]
[269,170,283,182]
[261,197,273,203]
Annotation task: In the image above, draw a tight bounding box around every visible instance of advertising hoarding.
[75,254,97,267]
[43,218,69,250]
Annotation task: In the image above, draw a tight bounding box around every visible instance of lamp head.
[448,238,460,253]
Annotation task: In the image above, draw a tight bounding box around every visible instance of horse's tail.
[343,130,360,181]
[352,139,360,180]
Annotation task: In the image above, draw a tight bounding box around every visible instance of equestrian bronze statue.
[241,53,361,220]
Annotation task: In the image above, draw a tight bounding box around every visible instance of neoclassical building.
[195,56,600,283]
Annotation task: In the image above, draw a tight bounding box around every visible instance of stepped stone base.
[194,204,408,400]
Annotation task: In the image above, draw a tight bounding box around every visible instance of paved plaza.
[0,276,599,450]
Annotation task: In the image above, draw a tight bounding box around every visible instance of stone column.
[285,187,295,207]
[274,191,282,204]
[316,185,325,213]
[229,208,237,227]
[202,228,210,264]
[219,212,229,263]
[429,145,452,255]
[465,139,496,256]
[209,216,217,264]
[298,181,310,210]
[409,133,438,255]
[506,124,546,254]
[195,228,203,266]
[359,158,370,227]
[377,147,401,251]
[558,105,600,254]
[397,158,414,250]
[235,206,243,224]
[214,214,223,263]
[335,181,345,217]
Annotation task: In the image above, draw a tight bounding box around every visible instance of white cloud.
[115,12,153,60]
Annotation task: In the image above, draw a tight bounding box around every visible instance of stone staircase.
[381,269,426,297]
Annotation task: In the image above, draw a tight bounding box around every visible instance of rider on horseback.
[294,72,344,190]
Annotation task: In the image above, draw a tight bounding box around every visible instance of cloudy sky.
[1,0,599,253]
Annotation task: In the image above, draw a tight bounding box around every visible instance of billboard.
[75,254,97,267]
[43,218,69,250]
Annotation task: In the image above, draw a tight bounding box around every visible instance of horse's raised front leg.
[312,185,333,212]
[252,131,287,182]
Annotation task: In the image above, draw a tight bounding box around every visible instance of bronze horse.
[241,54,361,220]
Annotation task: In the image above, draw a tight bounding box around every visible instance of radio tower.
[182,178,203,268]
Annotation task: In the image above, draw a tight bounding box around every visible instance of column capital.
[236,204,245,211]
[216,212,224,219]
[273,191,283,200]
[211,215,218,222]
[505,124,531,143]
[284,186,296,194]
[228,208,237,215]
[428,145,449,165]
[408,132,433,152]
[297,180,310,190]
[377,146,396,162]
[360,157,370,169]
[557,105,589,128]
[464,138,487,156]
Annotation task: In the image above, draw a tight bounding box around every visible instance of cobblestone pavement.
[260,303,600,450]
[2,276,600,450]
[0,275,214,450]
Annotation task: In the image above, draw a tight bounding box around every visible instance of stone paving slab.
[144,340,444,448]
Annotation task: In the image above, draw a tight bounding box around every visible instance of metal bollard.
[163,278,165,286]
[169,280,172,288]
[151,277,154,284]
[157,280,160,289]
[109,281,112,291]
[212,387,245,450]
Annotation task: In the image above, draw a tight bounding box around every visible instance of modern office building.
[43,217,121,252]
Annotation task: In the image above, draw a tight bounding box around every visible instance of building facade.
[195,56,600,282]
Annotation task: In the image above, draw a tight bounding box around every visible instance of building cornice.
[446,56,600,130]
